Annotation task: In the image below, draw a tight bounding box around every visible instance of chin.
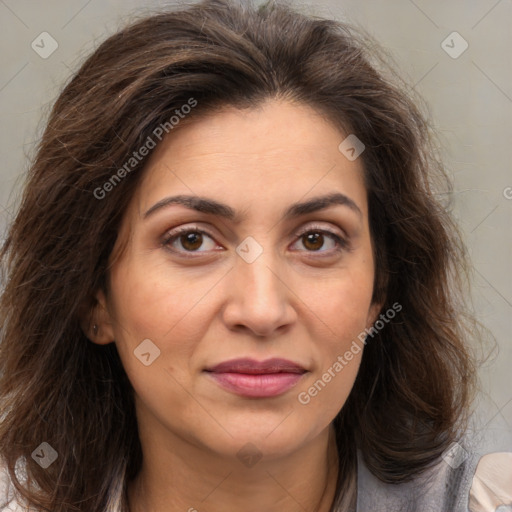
[197,417,314,462]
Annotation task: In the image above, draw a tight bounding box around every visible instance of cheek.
[105,263,181,383]
[107,260,204,424]
[324,272,374,370]
[108,254,217,343]
[293,259,374,423]
[298,353,362,429]
[305,259,375,342]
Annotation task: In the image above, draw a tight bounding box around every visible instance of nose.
[221,248,297,338]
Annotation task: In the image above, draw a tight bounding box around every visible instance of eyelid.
[291,223,350,252]
[161,225,220,252]
[161,221,349,256]
[293,222,347,240]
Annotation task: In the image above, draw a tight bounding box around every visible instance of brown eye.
[180,232,203,251]
[291,229,347,253]
[302,232,325,251]
[162,228,219,254]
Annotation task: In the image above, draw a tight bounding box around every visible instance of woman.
[0,0,510,511]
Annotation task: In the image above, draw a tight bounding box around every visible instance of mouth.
[204,358,307,398]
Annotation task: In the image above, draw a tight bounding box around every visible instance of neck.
[127,425,344,512]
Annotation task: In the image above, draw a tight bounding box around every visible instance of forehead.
[131,99,368,219]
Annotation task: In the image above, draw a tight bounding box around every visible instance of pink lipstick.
[204,358,307,398]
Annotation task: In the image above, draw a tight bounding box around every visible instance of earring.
[93,324,98,335]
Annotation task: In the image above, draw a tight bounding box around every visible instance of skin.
[90,99,381,512]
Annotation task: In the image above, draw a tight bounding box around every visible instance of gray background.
[1,0,511,452]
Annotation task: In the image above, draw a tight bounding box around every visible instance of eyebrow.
[143,192,362,221]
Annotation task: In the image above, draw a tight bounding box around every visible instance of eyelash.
[161,224,349,258]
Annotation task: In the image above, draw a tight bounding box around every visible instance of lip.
[204,358,307,398]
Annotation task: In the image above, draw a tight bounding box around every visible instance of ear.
[365,300,383,330]
[80,288,116,345]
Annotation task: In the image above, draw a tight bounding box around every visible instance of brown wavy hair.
[0,0,482,510]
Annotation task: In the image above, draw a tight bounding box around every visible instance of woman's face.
[93,99,380,461]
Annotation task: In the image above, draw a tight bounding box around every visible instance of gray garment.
[354,448,480,512]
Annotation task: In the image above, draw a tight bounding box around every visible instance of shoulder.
[0,457,126,512]
[469,452,512,512]
[355,447,512,512]
[0,459,29,512]
[0,467,18,511]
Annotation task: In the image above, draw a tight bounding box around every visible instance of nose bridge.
[236,237,284,306]
[222,235,294,336]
